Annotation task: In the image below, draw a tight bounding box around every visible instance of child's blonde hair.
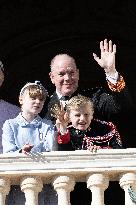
[66,94,94,113]
[19,81,48,102]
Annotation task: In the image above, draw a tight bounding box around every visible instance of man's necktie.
[60,96,70,101]
[60,96,70,109]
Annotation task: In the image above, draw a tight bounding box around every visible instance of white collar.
[56,90,63,100]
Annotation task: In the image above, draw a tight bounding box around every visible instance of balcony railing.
[0,148,136,205]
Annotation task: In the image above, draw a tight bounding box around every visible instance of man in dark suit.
[45,39,133,141]
[44,39,133,205]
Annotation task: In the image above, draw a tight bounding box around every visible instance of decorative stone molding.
[87,173,109,205]
[53,175,75,205]
[20,176,43,205]
[0,149,136,204]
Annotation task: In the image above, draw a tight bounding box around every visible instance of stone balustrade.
[0,148,136,205]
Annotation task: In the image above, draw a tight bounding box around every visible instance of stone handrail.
[0,148,136,204]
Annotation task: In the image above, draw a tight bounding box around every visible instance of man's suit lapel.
[45,92,60,120]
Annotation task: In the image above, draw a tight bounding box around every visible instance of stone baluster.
[120,173,136,205]
[53,175,75,205]
[0,177,10,205]
[87,173,109,205]
[20,176,43,205]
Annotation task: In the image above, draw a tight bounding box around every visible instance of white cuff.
[106,71,118,84]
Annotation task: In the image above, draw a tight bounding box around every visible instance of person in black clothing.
[54,94,124,205]
[55,94,123,150]
[44,39,131,205]
[44,39,133,148]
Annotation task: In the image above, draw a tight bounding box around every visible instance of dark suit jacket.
[44,85,134,148]
[45,86,132,119]
[42,85,133,205]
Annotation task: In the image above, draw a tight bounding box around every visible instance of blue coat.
[2,113,57,153]
[3,113,58,205]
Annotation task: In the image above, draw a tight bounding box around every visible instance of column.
[0,177,10,205]
[87,173,109,205]
[21,176,43,205]
[120,173,136,205]
[53,175,75,205]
